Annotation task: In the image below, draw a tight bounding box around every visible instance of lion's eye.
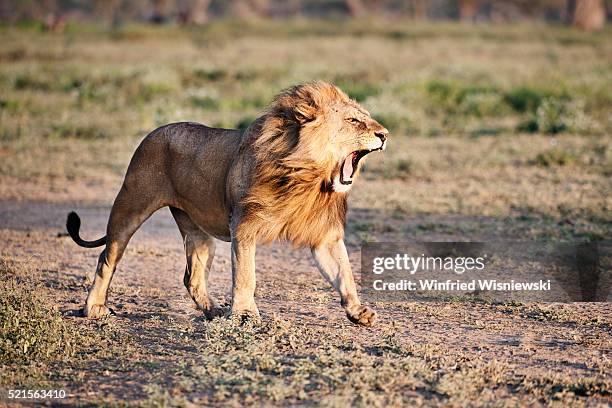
[347,118,361,125]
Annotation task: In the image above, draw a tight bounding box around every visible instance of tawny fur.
[67,81,388,325]
[239,82,370,246]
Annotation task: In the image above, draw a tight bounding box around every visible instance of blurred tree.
[39,0,67,31]
[345,0,366,17]
[95,0,122,26]
[569,0,606,29]
[459,0,478,21]
[151,0,171,23]
[178,0,211,24]
[344,0,396,18]
[0,0,608,24]
[225,0,271,19]
[410,0,427,19]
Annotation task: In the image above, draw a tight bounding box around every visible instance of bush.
[426,80,504,117]
[426,79,454,103]
[459,92,505,117]
[503,87,545,113]
[533,149,578,167]
[516,118,539,133]
[193,68,227,82]
[235,116,255,130]
[516,98,593,135]
[337,82,380,102]
[12,74,51,91]
[191,95,219,110]
[373,113,413,133]
[49,123,108,140]
[0,259,77,363]
[536,98,570,134]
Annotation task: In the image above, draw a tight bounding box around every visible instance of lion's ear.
[293,105,318,124]
[292,87,322,124]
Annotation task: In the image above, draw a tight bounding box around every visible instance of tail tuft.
[66,211,81,238]
[66,211,106,248]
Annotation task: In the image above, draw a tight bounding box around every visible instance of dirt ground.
[1,177,610,407]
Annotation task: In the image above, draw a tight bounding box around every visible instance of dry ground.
[0,21,610,406]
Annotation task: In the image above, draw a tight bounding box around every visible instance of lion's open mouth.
[340,149,374,185]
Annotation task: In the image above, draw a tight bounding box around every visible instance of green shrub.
[515,97,592,135]
[224,97,266,110]
[140,83,173,102]
[0,99,20,112]
[235,116,256,130]
[503,87,545,113]
[426,79,454,104]
[455,84,499,104]
[517,118,539,133]
[194,68,227,82]
[459,92,505,117]
[373,113,413,133]
[337,82,380,102]
[13,74,51,91]
[469,126,505,137]
[396,158,412,175]
[533,149,577,167]
[536,98,569,134]
[426,80,504,117]
[49,123,108,139]
[191,95,219,110]
[0,260,77,363]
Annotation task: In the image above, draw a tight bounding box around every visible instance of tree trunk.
[228,0,270,19]
[571,0,605,30]
[411,0,426,20]
[459,0,478,22]
[96,0,122,26]
[345,0,366,18]
[151,0,171,24]
[179,0,211,25]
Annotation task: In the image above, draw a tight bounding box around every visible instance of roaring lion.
[67,81,388,326]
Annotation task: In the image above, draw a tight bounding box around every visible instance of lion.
[66,81,388,326]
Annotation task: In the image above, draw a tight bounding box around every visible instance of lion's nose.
[374,131,388,143]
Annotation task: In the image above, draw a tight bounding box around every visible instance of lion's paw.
[230,304,261,325]
[346,305,377,327]
[203,305,228,320]
[84,304,112,318]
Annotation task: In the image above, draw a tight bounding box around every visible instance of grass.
[0,20,608,236]
[0,20,610,406]
[0,259,79,364]
[0,243,610,406]
[0,256,126,391]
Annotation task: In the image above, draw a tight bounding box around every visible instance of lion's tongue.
[342,153,355,182]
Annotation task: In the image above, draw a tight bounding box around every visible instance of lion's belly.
[177,200,232,242]
[163,123,241,242]
[170,163,232,241]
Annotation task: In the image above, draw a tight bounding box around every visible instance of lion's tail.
[66,211,106,248]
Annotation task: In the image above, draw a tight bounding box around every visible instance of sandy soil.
[0,182,610,406]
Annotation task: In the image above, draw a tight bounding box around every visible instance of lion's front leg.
[230,236,260,319]
[312,238,376,326]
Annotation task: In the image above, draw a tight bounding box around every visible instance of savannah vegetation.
[0,13,610,408]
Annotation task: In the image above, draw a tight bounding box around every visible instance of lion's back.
[119,123,242,239]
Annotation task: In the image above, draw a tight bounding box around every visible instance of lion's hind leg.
[84,185,162,318]
[170,207,222,320]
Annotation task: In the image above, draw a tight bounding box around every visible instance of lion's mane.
[239,82,350,247]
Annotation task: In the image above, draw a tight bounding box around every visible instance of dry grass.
[0,20,609,238]
[1,250,608,407]
[0,20,610,406]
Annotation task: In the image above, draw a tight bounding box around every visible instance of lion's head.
[242,81,388,246]
[254,81,388,193]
